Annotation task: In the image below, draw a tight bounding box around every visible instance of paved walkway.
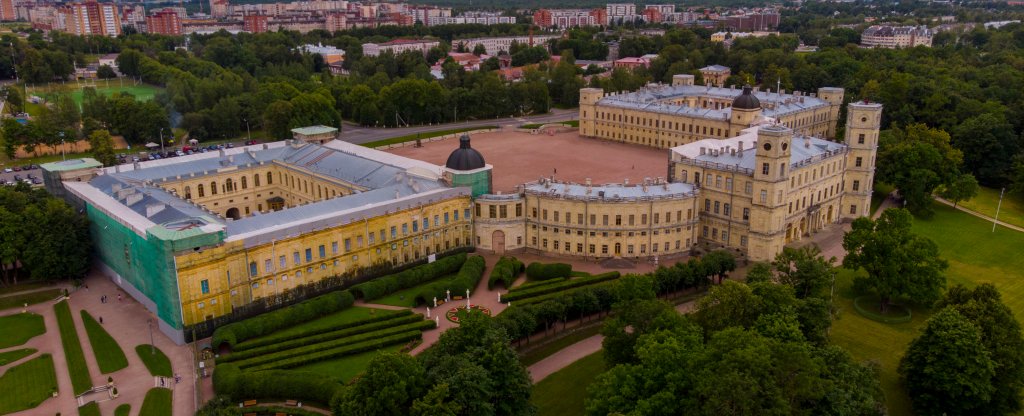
[934,196,1024,232]
[2,272,197,416]
[527,334,604,383]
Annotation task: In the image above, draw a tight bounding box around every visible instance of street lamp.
[148,318,155,355]
[59,131,66,161]
[159,128,165,154]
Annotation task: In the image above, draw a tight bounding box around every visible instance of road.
[339,108,578,145]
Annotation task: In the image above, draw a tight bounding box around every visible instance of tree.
[952,113,1022,187]
[900,308,996,416]
[602,298,692,366]
[936,284,1024,415]
[263,100,294,140]
[3,86,23,115]
[771,245,835,299]
[843,208,948,311]
[939,173,980,209]
[876,124,963,217]
[88,130,117,167]
[334,352,427,416]
[97,64,117,79]
[472,44,487,56]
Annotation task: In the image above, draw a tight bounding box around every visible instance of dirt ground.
[386,130,671,193]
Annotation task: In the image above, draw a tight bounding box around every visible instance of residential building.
[55,1,122,37]
[606,3,637,25]
[453,34,559,55]
[0,0,15,21]
[243,14,268,33]
[146,9,183,36]
[362,39,440,57]
[861,25,933,48]
[533,8,602,28]
[725,11,780,31]
[699,64,731,86]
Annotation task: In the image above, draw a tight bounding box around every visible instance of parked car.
[226,143,234,148]
[3,168,11,173]
[12,166,21,172]
[245,140,257,145]
[31,178,42,185]
[13,175,21,181]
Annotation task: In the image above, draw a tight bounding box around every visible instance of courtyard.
[386,129,671,192]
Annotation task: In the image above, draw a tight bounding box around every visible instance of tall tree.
[939,173,980,209]
[952,113,1022,187]
[335,352,427,416]
[88,130,117,167]
[876,124,963,217]
[842,208,948,311]
[900,308,996,416]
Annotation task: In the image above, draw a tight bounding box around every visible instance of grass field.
[0,348,37,366]
[0,354,58,414]
[370,274,461,307]
[956,186,1024,229]
[291,343,405,381]
[115,404,131,416]
[519,324,602,367]
[139,388,173,416]
[0,313,46,349]
[136,345,173,377]
[29,82,161,107]
[0,289,63,311]
[243,307,396,345]
[831,201,1024,416]
[80,310,128,374]
[54,301,92,395]
[362,126,497,148]
[0,282,51,296]
[530,350,605,416]
[78,402,101,416]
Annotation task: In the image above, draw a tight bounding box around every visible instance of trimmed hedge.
[503,271,621,303]
[525,262,572,280]
[220,314,426,364]
[212,290,355,350]
[514,281,618,306]
[232,320,435,369]
[508,277,570,293]
[214,364,343,405]
[488,256,524,290]
[246,330,423,371]
[413,256,486,306]
[234,310,414,351]
[351,253,467,300]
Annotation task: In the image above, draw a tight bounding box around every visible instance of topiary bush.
[350,253,467,300]
[212,290,355,350]
[231,310,416,352]
[213,363,343,405]
[488,256,524,290]
[503,271,621,303]
[525,262,572,281]
[414,256,487,306]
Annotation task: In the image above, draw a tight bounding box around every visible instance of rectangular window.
[725,178,733,191]
[423,218,429,230]
[305,248,313,262]
[590,214,596,225]
[716,176,722,188]
[319,245,326,258]
[740,236,748,247]
[464,208,471,220]
[357,235,364,247]
[249,262,258,277]
[654,213,660,224]
[499,206,507,218]
[855,157,863,167]
[279,255,286,268]
[615,215,622,225]
[332,241,339,254]
[444,212,450,224]
[628,215,635,225]
[391,226,397,239]
[704,199,711,211]
[490,205,497,218]
[412,221,419,232]
[850,205,857,215]
[264,259,272,273]
[713,202,720,214]
[858,133,865,144]
[602,245,608,254]
[722,231,729,243]
[344,239,352,252]
[724,203,731,217]
[762,163,770,175]
[589,244,596,254]
[760,190,768,203]
[603,215,609,226]
[743,208,750,221]
[454,210,460,221]
[702,226,709,237]
[745,181,753,195]
[853,180,860,191]
[578,214,584,224]
[403,223,409,234]
[476,204,482,217]
[293,252,300,265]
[200,279,209,294]
[516,204,522,217]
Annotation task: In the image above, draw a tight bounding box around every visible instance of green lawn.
[0,313,46,348]
[139,388,172,416]
[870,183,894,216]
[0,348,37,366]
[0,282,52,296]
[530,350,606,416]
[54,301,93,395]
[831,201,1024,416]
[291,343,405,382]
[521,120,578,129]
[80,310,128,374]
[136,344,173,377]
[114,404,131,416]
[956,186,1024,229]
[78,402,101,416]
[519,324,602,367]
[35,83,161,107]
[370,274,461,307]
[244,307,396,344]
[0,289,64,311]
[0,354,58,414]
[362,126,497,148]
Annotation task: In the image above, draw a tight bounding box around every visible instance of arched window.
[226,178,234,192]
[254,174,260,187]
[241,176,247,189]
[184,186,192,199]
[211,181,218,195]
[267,172,273,185]
[197,184,205,197]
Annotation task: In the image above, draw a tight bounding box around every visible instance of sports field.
[26,80,161,108]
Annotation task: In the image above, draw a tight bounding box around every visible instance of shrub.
[233,310,414,351]
[525,262,572,280]
[509,277,569,292]
[350,253,466,300]
[245,331,424,371]
[495,284,618,340]
[232,320,435,369]
[220,314,427,363]
[213,364,343,405]
[212,290,355,350]
[488,256,524,290]
[413,256,486,306]
[503,271,621,303]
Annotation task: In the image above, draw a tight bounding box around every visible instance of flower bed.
[445,305,492,324]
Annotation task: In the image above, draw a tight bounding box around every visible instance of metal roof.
[291,125,338,136]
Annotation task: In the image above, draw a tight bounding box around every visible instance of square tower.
[748,125,792,261]
[841,101,883,220]
[579,88,605,137]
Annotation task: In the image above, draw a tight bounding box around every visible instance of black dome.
[732,85,761,110]
[445,135,486,171]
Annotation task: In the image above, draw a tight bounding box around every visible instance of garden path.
[935,196,1024,232]
[1,298,77,416]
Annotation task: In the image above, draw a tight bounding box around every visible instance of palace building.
[578,73,845,149]
[44,140,482,343]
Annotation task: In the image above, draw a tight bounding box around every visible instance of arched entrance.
[492,230,506,254]
[226,208,241,220]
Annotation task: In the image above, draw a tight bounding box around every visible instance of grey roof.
[524,180,697,201]
[685,135,847,170]
[291,125,338,136]
[701,64,730,72]
[597,83,829,121]
[445,135,486,171]
[91,141,452,239]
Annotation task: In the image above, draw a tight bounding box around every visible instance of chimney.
[731,148,736,156]
[804,137,811,148]
[145,203,166,218]
[700,147,706,155]
[738,141,745,156]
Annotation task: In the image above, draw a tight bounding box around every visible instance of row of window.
[533,208,693,226]
[703,199,751,221]
[532,237,690,255]
[476,203,523,219]
[593,111,725,137]
[701,225,748,247]
[533,225,689,237]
